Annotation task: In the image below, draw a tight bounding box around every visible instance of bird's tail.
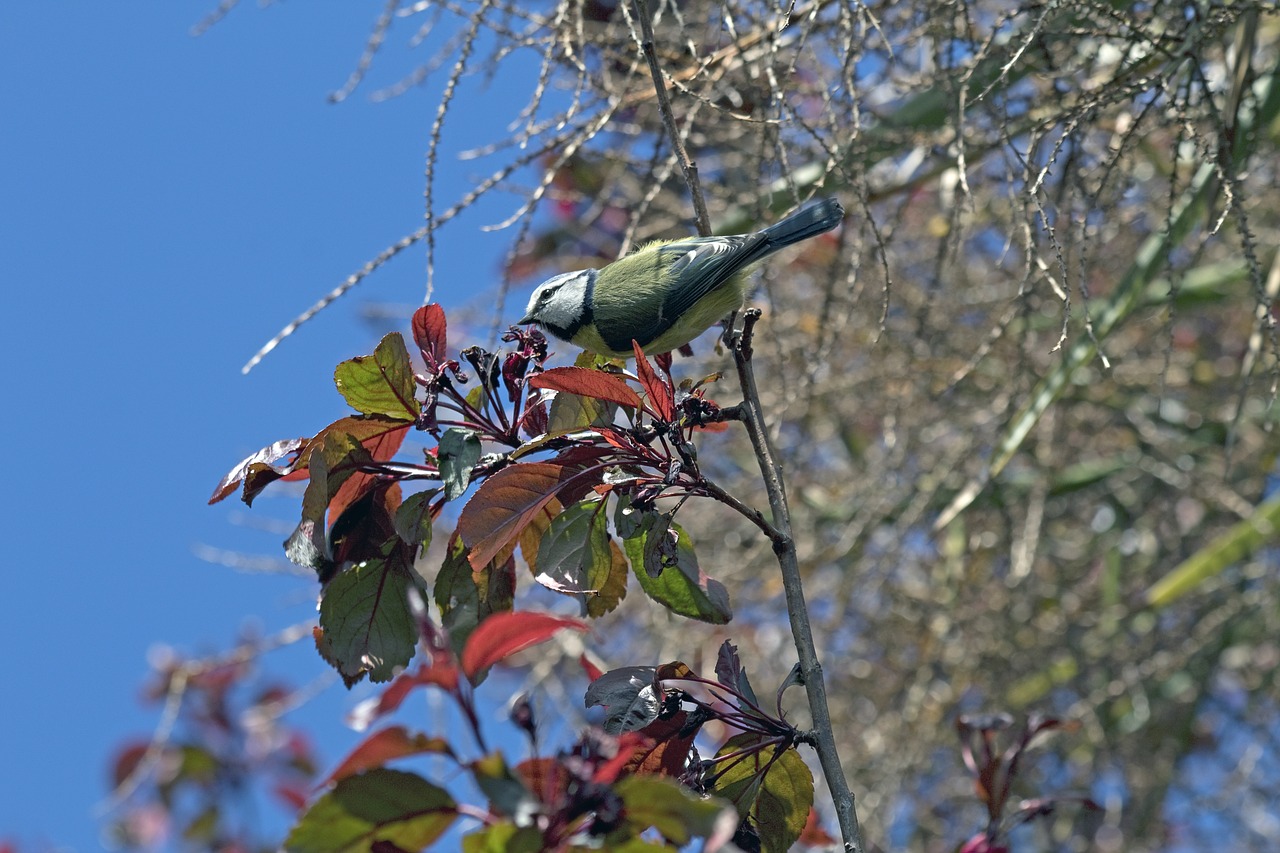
[759,197,844,249]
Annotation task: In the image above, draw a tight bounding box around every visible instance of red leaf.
[459,611,586,680]
[594,731,648,784]
[274,782,311,813]
[362,662,460,726]
[621,712,697,777]
[458,462,601,569]
[209,437,307,504]
[111,741,152,788]
[412,304,448,366]
[528,367,643,410]
[798,807,837,846]
[321,726,454,787]
[327,423,410,526]
[632,341,675,421]
[515,757,570,805]
[579,653,605,682]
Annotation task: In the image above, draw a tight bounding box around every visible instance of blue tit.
[519,197,844,358]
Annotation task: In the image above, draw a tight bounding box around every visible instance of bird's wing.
[657,233,763,320]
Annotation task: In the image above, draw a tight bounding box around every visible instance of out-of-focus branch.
[630,0,711,236]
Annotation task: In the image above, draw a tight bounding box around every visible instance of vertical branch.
[630,0,712,236]
[731,310,867,853]
[631,4,864,848]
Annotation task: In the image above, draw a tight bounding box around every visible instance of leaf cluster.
[210,305,826,850]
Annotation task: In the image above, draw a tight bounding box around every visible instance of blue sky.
[2,5,541,849]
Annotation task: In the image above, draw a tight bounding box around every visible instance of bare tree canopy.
[215,1,1280,849]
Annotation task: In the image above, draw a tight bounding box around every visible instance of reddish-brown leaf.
[210,437,307,504]
[412,304,448,367]
[321,725,454,787]
[382,663,458,716]
[274,782,311,813]
[621,712,698,777]
[458,462,600,569]
[632,341,675,421]
[594,731,649,784]
[515,757,570,805]
[110,741,152,789]
[326,424,410,527]
[798,807,838,846]
[528,367,643,411]
[459,611,586,680]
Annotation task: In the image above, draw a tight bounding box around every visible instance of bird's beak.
[518,313,535,325]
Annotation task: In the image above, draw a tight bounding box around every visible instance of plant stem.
[730,310,866,853]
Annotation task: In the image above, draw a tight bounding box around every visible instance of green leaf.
[548,387,617,433]
[612,775,736,847]
[470,752,538,819]
[318,539,425,684]
[434,535,516,660]
[461,823,544,853]
[438,428,482,500]
[434,535,483,657]
[1145,492,1280,608]
[535,499,626,617]
[334,333,421,420]
[284,769,455,853]
[393,490,437,548]
[709,736,812,853]
[590,541,630,619]
[623,518,731,624]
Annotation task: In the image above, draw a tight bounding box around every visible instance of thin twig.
[98,621,317,813]
[630,0,712,235]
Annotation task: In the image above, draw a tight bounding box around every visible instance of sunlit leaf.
[334,333,421,420]
[623,518,731,623]
[613,775,737,848]
[411,304,448,367]
[709,735,812,853]
[547,388,616,433]
[210,437,306,504]
[529,366,643,410]
[533,499,626,616]
[461,822,544,853]
[632,342,675,421]
[516,498,562,574]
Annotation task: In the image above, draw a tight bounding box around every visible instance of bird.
[519,197,844,358]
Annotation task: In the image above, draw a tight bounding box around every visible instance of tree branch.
[730,309,867,853]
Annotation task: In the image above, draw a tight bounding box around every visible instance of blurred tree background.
[180,1,1280,850]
